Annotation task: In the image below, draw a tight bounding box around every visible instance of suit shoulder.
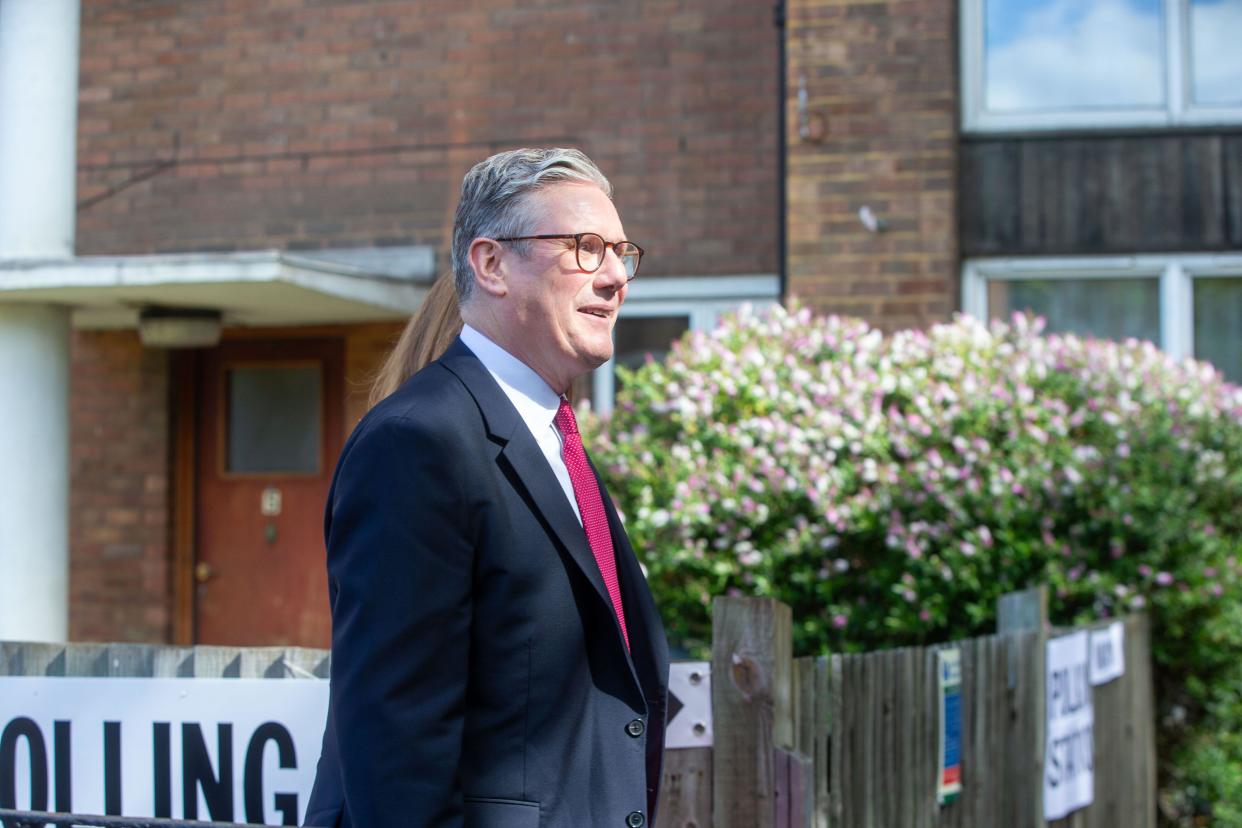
[345,364,480,454]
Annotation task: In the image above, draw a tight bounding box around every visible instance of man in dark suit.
[304,148,669,828]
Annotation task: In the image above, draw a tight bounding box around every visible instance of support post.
[0,0,81,641]
[711,596,793,828]
[998,585,1049,827]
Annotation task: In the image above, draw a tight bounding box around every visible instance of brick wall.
[76,0,780,280]
[786,0,958,331]
[69,330,172,642]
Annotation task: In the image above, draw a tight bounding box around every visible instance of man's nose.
[594,247,629,290]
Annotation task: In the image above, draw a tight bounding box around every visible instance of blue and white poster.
[937,647,962,805]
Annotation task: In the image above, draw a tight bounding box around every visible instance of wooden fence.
[659,590,1157,828]
[1,588,1156,828]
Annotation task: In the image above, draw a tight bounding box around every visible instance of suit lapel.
[436,339,617,626]
[595,458,670,700]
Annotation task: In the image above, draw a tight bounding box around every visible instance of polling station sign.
[1043,631,1093,821]
[0,677,328,825]
[1089,621,1125,686]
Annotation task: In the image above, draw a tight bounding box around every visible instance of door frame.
[171,350,198,645]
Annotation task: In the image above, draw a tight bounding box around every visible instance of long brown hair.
[369,273,463,407]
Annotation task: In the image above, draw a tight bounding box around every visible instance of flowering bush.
[586,304,1242,826]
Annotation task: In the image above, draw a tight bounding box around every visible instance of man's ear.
[468,238,508,298]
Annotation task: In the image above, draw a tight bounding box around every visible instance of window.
[225,364,322,474]
[961,0,1242,132]
[1193,277,1242,381]
[581,275,781,413]
[962,254,1242,384]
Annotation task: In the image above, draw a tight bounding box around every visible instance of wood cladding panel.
[961,134,1242,256]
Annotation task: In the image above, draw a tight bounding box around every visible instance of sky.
[983,0,1242,111]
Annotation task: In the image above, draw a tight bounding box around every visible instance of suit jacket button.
[626,811,645,827]
[625,718,645,737]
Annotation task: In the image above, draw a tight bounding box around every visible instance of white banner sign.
[0,677,328,825]
[1044,631,1093,821]
[1089,622,1125,686]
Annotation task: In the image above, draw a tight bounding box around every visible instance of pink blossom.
[1156,571,1174,586]
[832,614,848,629]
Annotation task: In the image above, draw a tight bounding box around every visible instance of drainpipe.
[0,0,81,641]
[774,0,788,303]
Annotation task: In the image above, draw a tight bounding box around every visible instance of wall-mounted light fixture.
[138,306,222,348]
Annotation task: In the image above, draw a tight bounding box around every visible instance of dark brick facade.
[68,330,172,642]
[76,0,781,279]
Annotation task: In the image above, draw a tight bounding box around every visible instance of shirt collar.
[459,324,562,432]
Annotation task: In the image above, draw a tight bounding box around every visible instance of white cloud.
[1190,0,1242,105]
[985,0,1164,111]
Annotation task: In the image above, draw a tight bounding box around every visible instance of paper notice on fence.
[1089,621,1125,686]
[937,647,962,805]
[1044,631,1094,820]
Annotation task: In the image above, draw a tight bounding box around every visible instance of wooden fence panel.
[656,747,712,828]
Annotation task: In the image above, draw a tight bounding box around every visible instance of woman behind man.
[369,272,462,406]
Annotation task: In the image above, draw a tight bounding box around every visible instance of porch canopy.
[0,245,434,330]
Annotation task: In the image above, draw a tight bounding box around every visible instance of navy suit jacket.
[304,338,670,828]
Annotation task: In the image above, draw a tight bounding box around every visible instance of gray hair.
[451,148,612,304]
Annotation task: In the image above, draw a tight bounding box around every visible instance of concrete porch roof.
[0,246,435,329]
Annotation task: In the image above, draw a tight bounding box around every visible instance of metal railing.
[0,811,246,828]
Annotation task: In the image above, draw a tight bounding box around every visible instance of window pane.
[227,365,321,474]
[984,0,1165,112]
[1194,278,1242,384]
[988,278,1161,344]
[614,316,691,374]
[1190,0,1242,106]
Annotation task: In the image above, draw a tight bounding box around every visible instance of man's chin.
[584,348,613,371]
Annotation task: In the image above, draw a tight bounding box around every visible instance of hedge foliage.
[587,304,1242,825]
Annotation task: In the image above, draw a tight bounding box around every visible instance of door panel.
[195,339,343,647]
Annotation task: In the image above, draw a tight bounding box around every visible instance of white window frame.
[961,0,1242,133]
[590,274,781,413]
[961,253,1242,362]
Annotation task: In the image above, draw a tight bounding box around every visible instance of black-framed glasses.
[495,232,644,281]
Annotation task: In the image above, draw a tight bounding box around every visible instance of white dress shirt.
[459,324,582,525]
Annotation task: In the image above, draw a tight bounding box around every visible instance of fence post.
[997,586,1047,635]
[998,585,1048,828]
[710,596,793,828]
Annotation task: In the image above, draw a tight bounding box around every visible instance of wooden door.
[194,338,343,647]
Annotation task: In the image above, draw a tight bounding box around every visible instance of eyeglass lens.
[577,233,640,279]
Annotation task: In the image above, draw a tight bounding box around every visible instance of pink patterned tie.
[554,398,630,652]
